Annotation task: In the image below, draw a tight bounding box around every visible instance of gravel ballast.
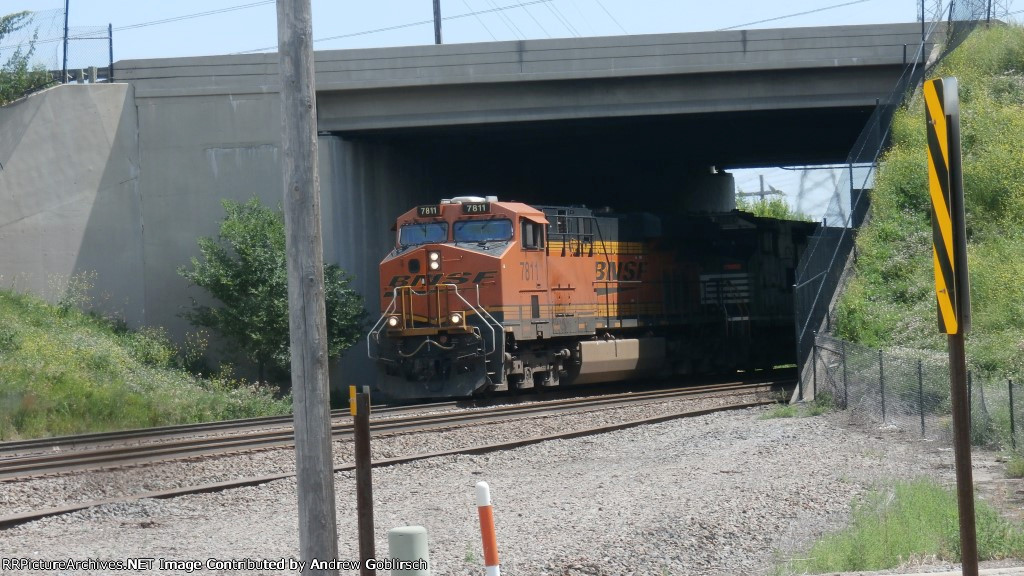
[0,406,954,575]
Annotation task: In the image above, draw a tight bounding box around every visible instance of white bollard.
[387,526,430,575]
[475,481,501,576]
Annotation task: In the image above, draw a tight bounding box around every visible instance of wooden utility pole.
[276,1,340,573]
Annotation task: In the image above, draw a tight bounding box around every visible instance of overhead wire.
[592,0,628,34]
[113,0,274,32]
[519,2,554,37]
[238,0,556,52]
[485,0,528,39]
[565,0,598,35]
[1,0,275,50]
[461,0,499,41]
[718,0,872,31]
[545,2,581,36]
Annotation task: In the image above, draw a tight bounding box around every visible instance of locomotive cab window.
[521,218,545,250]
[399,222,448,246]
[453,218,513,243]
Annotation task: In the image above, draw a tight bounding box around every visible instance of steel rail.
[0,397,775,529]
[0,380,785,481]
[0,401,457,455]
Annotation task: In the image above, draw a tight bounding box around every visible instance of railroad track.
[0,400,454,456]
[0,378,789,528]
[0,380,781,482]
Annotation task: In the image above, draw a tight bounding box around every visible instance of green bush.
[179,198,366,382]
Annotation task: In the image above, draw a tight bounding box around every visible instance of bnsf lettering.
[388,271,496,287]
[595,261,647,281]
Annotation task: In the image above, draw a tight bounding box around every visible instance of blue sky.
[2,1,1011,219]
[3,0,930,63]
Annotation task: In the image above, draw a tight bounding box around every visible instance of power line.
[486,0,528,40]
[519,1,553,37]
[461,0,498,41]
[1,1,274,49]
[113,1,274,32]
[592,0,627,34]
[239,0,555,53]
[545,2,581,37]
[718,0,872,31]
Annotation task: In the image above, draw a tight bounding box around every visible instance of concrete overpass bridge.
[0,22,935,384]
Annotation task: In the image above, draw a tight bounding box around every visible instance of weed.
[1007,456,1024,479]
[0,288,291,440]
[762,404,798,419]
[779,479,1024,574]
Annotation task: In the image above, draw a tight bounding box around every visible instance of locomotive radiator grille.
[699,273,751,305]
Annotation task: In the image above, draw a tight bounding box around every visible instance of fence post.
[1009,379,1016,451]
[879,348,886,423]
[968,370,973,425]
[108,23,114,82]
[812,333,818,401]
[918,359,926,438]
[841,339,849,409]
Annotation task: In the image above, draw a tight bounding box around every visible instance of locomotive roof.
[396,199,547,224]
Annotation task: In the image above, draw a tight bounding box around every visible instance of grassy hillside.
[0,288,291,440]
[836,25,1024,377]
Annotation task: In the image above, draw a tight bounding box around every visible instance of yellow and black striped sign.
[925,77,970,335]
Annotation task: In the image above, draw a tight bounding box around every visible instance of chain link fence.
[0,8,113,102]
[812,333,1024,450]
[792,0,1009,393]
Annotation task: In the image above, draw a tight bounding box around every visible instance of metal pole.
[276,1,339,573]
[921,0,926,42]
[879,348,886,423]
[62,0,70,83]
[841,339,848,409]
[433,0,442,44]
[918,359,926,437]
[968,369,973,424]
[108,23,113,82]
[949,332,979,576]
[1010,379,1016,451]
[355,389,377,576]
[812,334,818,400]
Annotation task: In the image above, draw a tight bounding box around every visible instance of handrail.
[366,283,502,361]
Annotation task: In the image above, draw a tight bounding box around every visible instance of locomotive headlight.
[429,251,440,261]
[450,312,463,325]
[428,251,441,270]
[429,260,440,270]
[387,316,400,328]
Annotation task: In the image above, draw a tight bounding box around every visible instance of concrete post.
[388,526,431,575]
[89,66,97,84]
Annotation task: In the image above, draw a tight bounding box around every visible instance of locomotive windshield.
[399,222,448,246]
[453,218,513,243]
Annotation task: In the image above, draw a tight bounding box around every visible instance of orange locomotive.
[367,196,814,400]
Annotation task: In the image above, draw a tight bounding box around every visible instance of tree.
[179,198,366,382]
[0,11,54,106]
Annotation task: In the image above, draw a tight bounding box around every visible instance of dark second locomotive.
[367,196,816,400]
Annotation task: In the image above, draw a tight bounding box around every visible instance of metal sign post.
[925,76,976,576]
[352,386,377,576]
